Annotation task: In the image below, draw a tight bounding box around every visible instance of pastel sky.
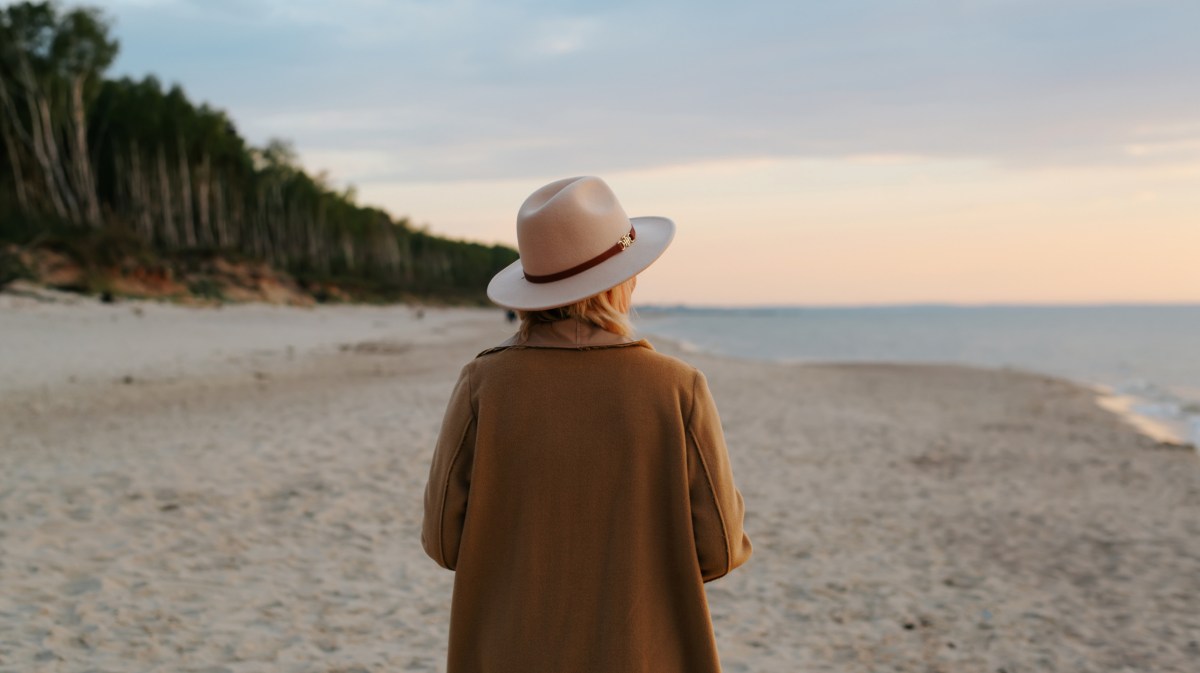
[81,0,1200,305]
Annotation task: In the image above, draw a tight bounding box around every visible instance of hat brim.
[487,216,675,311]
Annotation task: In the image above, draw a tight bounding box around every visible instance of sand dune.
[1,298,1197,672]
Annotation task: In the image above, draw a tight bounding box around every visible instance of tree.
[1,1,518,301]
[0,1,116,226]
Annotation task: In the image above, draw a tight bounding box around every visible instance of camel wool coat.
[421,320,752,673]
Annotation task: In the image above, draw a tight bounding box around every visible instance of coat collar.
[477,319,650,357]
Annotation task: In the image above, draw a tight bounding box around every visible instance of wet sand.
[1,296,1197,672]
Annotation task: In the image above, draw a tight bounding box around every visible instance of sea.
[635,304,1200,447]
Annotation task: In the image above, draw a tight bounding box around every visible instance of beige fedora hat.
[487,176,675,311]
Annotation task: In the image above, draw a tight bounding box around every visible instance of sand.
[1,295,1198,672]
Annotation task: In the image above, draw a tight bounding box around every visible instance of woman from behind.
[421,175,752,673]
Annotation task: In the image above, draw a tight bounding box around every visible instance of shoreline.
[642,333,1199,452]
[1,290,1192,450]
[635,315,1200,452]
[3,297,1199,671]
[1092,386,1198,449]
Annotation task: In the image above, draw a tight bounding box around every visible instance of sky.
[75,0,1200,305]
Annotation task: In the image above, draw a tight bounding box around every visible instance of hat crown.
[516,176,632,276]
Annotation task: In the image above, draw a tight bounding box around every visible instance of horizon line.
[633,301,1200,311]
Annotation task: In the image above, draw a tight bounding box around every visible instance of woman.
[421,176,752,672]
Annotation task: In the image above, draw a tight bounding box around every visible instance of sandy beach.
[2,294,1198,672]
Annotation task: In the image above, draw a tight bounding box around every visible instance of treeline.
[0,1,516,300]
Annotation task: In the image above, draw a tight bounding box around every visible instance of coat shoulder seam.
[685,367,701,427]
[687,370,732,581]
[475,340,651,358]
[435,365,475,569]
[687,425,732,581]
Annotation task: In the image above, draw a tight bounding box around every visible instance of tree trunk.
[156,145,178,248]
[0,111,29,210]
[228,182,242,249]
[213,174,228,248]
[5,63,69,220]
[255,188,269,261]
[129,142,153,241]
[308,203,323,273]
[69,75,102,227]
[177,135,196,247]
[341,232,355,271]
[36,96,83,224]
[197,153,212,248]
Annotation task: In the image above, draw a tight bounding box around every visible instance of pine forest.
[0,1,517,303]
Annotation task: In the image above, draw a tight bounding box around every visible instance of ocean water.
[636,305,1200,447]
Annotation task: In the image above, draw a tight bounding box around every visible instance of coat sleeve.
[686,370,753,582]
[421,363,477,571]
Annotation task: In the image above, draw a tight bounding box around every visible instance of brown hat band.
[523,226,637,284]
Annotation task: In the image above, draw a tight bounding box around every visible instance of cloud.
[89,0,1200,182]
[1124,139,1200,160]
[297,149,407,186]
[88,0,179,6]
[519,16,599,57]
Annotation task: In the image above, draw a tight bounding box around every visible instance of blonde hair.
[518,277,636,340]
